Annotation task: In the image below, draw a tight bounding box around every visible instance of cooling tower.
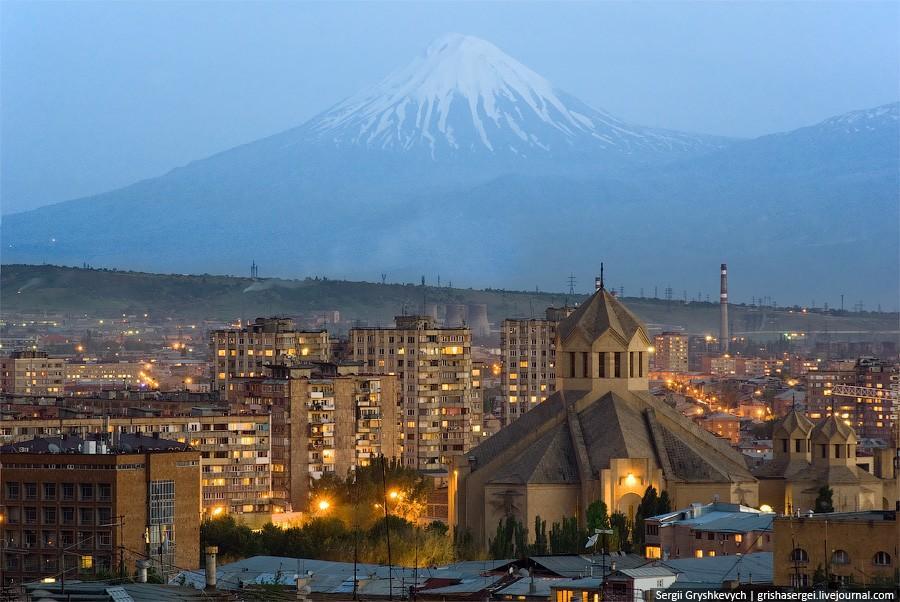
[467,303,489,336]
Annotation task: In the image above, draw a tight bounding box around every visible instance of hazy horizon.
[2,1,899,214]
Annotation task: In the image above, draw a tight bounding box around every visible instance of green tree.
[585,500,621,552]
[633,486,658,551]
[610,511,632,553]
[656,491,672,515]
[531,515,548,555]
[814,486,834,513]
[549,517,585,554]
[201,515,257,560]
[488,516,528,559]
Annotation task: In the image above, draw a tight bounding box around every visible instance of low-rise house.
[644,502,774,560]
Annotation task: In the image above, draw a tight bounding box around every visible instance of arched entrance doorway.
[617,492,642,522]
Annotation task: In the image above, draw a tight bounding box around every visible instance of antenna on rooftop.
[568,274,577,296]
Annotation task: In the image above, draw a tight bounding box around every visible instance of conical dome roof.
[557,287,645,345]
[811,415,856,442]
[773,409,815,437]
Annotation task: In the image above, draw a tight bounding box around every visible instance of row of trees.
[487,487,672,559]
[201,514,462,566]
[202,460,485,564]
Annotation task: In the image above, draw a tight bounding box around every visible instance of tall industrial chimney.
[720,263,729,353]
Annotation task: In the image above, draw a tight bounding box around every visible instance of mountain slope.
[1,36,897,306]
[299,33,726,161]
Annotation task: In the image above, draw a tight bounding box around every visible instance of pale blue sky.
[2,0,898,214]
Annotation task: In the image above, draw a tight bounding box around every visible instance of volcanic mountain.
[2,34,897,304]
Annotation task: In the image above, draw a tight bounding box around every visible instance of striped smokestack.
[720,263,729,353]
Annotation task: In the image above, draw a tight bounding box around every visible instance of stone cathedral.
[450,282,758,546]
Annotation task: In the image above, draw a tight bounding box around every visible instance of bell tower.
[556,269,651,395]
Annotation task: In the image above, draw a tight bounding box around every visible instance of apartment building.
[773,511,898,587]
[350,316,480,471]
[0,436,200,585]
[643,502,773,560]
[499,307,572,425]
[0,413,271,519]
[806,357,897,441]
[652,332,689,373]
[229,361,398,511]
[64,362,145,388]
[210,317,329,392]
[0,350,65,396]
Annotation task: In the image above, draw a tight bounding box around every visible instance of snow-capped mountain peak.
[307,33,722,160]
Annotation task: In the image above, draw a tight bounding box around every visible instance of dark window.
[24,483,37,500]
[79,483,94,501]
[873,551,891,566]
[5,482,20,500]
[62,483,75,500]
[42,507,57,525]
[707,532,715,540]
[598,352,607,378]
[43,483,56,500]
[97,507,112,525]
[614,353,622,378]
[24,507,37,524]
[78,508,94,525]
[782,439,788,453]
[834,444,841,458]
[569,352,576,378]
[61,507,75,525]
[60,531,75,547]
[638,352,644,377]
[629,352,635,377]
[582,352,590,378]
[98,483,112,501]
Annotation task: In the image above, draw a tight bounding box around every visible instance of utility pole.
[381,456,393,601]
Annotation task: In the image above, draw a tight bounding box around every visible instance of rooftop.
[0,433,191,455]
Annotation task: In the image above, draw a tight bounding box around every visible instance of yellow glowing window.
[240,437,256,445]
[645,546,661,559]
[695,550,704,558]
[217,349,226,357]
[247,349,254,356]
[734,534,743,544]
[81,555,93,570]
[265,349,274,357]
[301,348,310,356]
[473,425,481,432]
[218,372,226,379]
[509,373,517,380]
[708,550,716,557]
[519,361,528,368]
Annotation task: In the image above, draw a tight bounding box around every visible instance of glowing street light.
[317,499,331,512]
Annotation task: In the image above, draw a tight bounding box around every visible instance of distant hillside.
[2,265,896,341]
